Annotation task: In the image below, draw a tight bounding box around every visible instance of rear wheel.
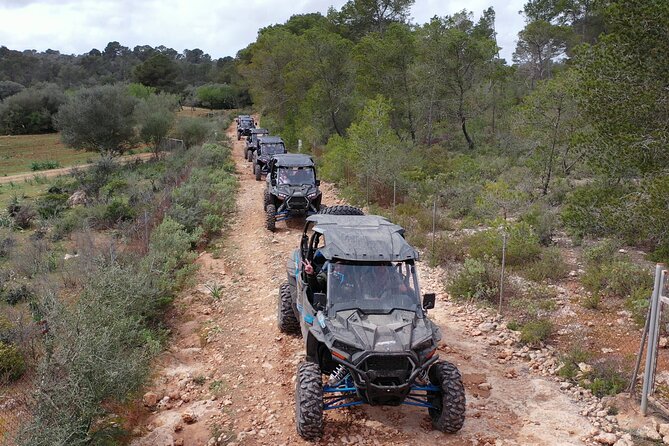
[247,150,253,162]
[428,361,466,433]
[263,190,272,210]
[318,205,364,216]
[295,361,323,440]
[278,281,300,334]
[266,204,276,232]
[237,132,241,141]
[254,164,262,181]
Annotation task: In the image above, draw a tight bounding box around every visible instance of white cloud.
[0,0,524,61]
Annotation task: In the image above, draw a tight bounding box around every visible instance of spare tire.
[318,205,364,216]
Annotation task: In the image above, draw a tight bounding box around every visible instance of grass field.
[0,133,94,176]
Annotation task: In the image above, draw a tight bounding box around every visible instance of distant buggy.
[264,154,322,232]
[236,115,255,140]
[245,128,269,161]
[279,212,466,439]
[252,136,286,181]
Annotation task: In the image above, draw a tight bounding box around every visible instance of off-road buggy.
[252,136,286,181]
[245,128,269,161]
[264,154,322,232]
[236,115,255,140]
[278,210,466,439]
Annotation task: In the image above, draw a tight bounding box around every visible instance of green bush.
[519,319,553,346]
[174,117,212,148]
[520,205,558,246]
[625,287,651,326]
[518,247,569,282]
[36,193,69,219]
[0,341,26,381]
[448,257,501,303]
[31,160,61,171]
[145,217,200,292]
[467,222,541,266]
[582,259,651,298]
[561,183,627,239]
[558,346,593,379]
[586,360,628,397]
[102,198,136,226]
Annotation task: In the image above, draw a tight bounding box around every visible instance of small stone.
[578,363,593,374]
[471,330,482,337]
[638,425,661,441]
[593,432,617,444]
[175,439,184,446]
[659,423,669,437]
[660,337,668,348]
[181,412,197,424]
[142,392,159,407]
[174,423,183,432]
[478,382,492,391]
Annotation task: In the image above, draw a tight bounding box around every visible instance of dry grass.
[0,133,93,176]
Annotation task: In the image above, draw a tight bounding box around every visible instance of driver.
[362,263,409,299]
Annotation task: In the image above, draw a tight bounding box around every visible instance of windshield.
[240,119,253,128]
[326,262,421,314]
[277,167,315,185]
[260,143,286,155]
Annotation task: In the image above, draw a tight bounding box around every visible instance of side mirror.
[422,293,435,310]
[315,180,321,186]
[313,292,327,311]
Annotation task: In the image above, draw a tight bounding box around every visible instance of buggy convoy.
[236,115,255,140]
[252,136,286,181]
[278,211,466,439]
[263,154,322,232]
[245,127,269,161]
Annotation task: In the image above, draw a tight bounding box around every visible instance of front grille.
[361,355,412,387]
[286,196,309,210]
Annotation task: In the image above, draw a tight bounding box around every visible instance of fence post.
[499,230,507,314]
[392,180,396,220]
[641,263,665,415]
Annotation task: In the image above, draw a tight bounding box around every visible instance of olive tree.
[55,84,138,155]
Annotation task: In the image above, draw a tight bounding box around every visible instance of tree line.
[238,0,669,261]
[0,41,250,134]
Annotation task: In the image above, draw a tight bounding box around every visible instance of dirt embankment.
[129,122,625,446]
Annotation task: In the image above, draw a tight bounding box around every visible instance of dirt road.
[130,123,600,446]
[0,153,154,185]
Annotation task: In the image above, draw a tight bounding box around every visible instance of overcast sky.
[0,0,526,63]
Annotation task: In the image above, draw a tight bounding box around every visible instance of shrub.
[145,217,200,292]
[582,259,651,298]
[519,319,553,346]
[561,183,627,239]
[0,341,26,381]
[31,160,61,171]
[4,284,34,305]
[586,360,628,397]
[36,193,69,219]
[558,346,593,379]
[102,198,136,226]
[467,221,541,266]
[174,117,211,148]
[625,287,651,326]
[12,203,37,229]
[518,247,569,282]
[520,204,558,246]
[448,257,502,303]
[580,294,601,310]
[0,229,15,258]
[0,83,65,134]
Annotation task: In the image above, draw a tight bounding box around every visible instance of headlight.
[413,339,437,360]
[332,340,361,359]
[278,193,287,199]
[307,192,319,199]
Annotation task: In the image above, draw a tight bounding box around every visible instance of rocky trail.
[130,122,641,446]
